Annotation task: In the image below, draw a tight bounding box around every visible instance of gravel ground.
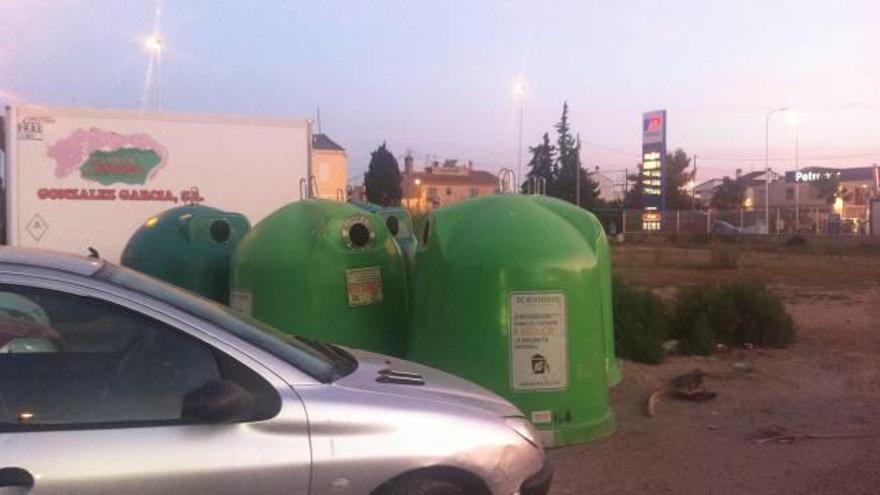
[548,286,880,494]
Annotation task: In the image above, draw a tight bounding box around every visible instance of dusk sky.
[3,0,878,184]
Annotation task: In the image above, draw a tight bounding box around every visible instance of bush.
[670,282,795,355]
[785,234,807,247]
[707,243,740,269]
[612,279,670,364]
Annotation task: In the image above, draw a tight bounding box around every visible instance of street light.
[765,107,788,233]
[513,82,526,187]
[413,178,422,211]
[145,34,163,53]
[786,112,800,230]
[145,34,164,110]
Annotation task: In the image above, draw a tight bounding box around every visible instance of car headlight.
[505,417,541,448]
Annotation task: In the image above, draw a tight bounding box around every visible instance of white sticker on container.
[531,410,553,424]
[346,266,383,307]
[229,289,253,315]
[509,292,568,391]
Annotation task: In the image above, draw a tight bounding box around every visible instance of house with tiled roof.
[311,133,347,201]
[401,156,498,211]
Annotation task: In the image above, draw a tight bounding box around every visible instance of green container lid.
[121,205,250,304]
[408,194,615,447]
[230,199,408,356]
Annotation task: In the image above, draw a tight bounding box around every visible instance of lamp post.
[787,113,800,230]
[783,112,801,231]
[513,83,526,186]
[765,107,788,233]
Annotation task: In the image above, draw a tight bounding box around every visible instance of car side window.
[0,284,279,429]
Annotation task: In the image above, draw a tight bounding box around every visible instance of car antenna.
[87,247,100,259]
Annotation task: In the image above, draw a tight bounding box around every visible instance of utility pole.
[575,134,581,207]
[513,83,526,188]
[692,154,697,209]
[765,107,788,233]
[316,105,323,134]
[518,96,524,186]
[794,126,799,229]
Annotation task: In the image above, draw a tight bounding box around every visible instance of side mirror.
[181,380,258,424]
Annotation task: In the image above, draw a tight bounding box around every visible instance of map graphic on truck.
[47,128,168,185]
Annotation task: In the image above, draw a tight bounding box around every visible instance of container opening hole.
[210,220,231,243]
[349,223,371,248]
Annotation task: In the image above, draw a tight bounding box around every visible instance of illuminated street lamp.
[765,107,788,233]
[513,82,526,186]
[145,34,163,53]
[413,178,422,211]
[145,34,164,110]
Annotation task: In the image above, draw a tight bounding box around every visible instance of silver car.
[0,248,551,495]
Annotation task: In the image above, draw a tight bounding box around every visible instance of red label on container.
[346,266,383,307]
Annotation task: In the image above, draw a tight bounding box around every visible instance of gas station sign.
[641,110,667,230]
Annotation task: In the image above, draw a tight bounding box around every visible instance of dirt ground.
[548,246,880,494]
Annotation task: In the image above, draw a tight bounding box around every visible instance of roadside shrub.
[612,278,670,364]
[707,243,740,269]
[671,282,795,355]
[785,234,807,247]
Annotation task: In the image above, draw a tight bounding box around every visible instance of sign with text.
[6,105,309,261]
[509,292,568,392]
[785,168,840,183]
[641,110,667,211]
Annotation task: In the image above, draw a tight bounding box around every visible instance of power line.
[696,151,880,162]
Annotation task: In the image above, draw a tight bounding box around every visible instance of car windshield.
[94,263,357,383]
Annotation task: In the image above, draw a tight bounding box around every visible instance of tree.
[624,148,696,210]
[555,102,576,166]
[663,148,696,210]
[813,173,851,206]
[710,177,746,210]
[521,102,601,209]
[521,132,556,194]
[623,166,643,209]
[363,143,402,206]
[553,134,601,209]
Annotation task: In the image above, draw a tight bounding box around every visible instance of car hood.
[335,348,522,418]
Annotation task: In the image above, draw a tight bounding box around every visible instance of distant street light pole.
[765,107,788,233]
[794,123,800,229]
[784,112,801,231]
[514,83,526,186]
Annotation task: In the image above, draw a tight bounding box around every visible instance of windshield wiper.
[293,336,357,378]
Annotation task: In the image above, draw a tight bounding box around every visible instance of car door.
[0,275,311,494]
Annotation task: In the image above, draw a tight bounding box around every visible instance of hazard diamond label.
[25,214,49,242]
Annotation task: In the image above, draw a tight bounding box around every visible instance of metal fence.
[592,208,870,236]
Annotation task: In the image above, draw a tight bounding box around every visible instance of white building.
[694,178,724,205]
[590,167,624,202]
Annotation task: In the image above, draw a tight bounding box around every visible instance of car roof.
[0,247,105,276]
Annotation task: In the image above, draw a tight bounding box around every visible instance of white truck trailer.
[1,105,312,261]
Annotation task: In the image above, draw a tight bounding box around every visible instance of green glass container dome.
[230,199,408,356]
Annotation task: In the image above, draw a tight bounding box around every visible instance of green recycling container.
[121,205,250,304]
[408,194,615,447]
[351,202,418,275]
[530,196,622,387]
[230,199,408,356]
